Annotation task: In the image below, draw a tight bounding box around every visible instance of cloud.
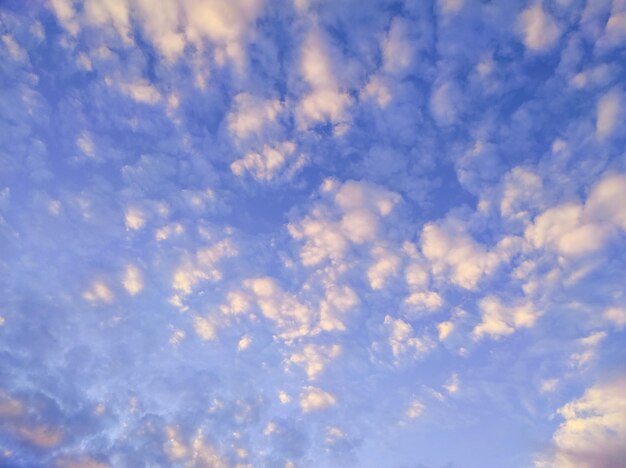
[421,219,517,290]
[122,264,143,295]
[244,277,314,341]
[525,172,626,257]
[288,344,342,380]
[296,28,352,130]
[405,398,425,419]
[519,5,561,51]
[82,280,115,304]
[231,141,304,182]
[288,179,401,266]
[596,88,622,139]
[227,93,283,142]
[472,296,540,340]
[299,387,337,412]
[536,376,626,468]
[430,81,462,125]
[384,315,433,362]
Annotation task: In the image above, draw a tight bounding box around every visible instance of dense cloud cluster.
[1,0,625,466]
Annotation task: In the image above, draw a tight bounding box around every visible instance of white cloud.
[596,88,622,139]
[525,172,626,257]
[443,373,460,395]
[296,28,351,130]
[194,316,217,341]
[125,207,146,231]
[237,335,251,351]
[123,264,143,295]
[540,378,559,394]
[519,5,561,51]
[121,80,162,104]
[421,219,515,290]
[438,0,464,15]
[405,291,443,312]
[499,167,544,222]
[2,35,27,63]
[244,277,314,341]
[83,281,114,304]
[569,331,606,369]
[472,296,540,340]
[84,0,132,42]
[172,239,237,297]
[288,344,341,380]
[299,386,337,412]
[382,19,413,74]
[288,179,400,266]
[76,132,95,159]
[536,376,626,468]
[367,246,400,290]
[227,93,283,141]
[230,141,298,182]
[405,398,425,419]
[430,81,461,126]
[50,0,80,36]
[384,315,432,362]
[319,284,359,332]
[604,306,626,328]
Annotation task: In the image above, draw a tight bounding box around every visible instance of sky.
[0,0,625,467]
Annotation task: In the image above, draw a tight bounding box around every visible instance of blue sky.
[1,0,625,466]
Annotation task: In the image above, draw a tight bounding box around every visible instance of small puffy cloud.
[525,203,608,256]
[526,172,626,257]
[237,335,251,351]
[536,376,626,468]
[288,343,342,380]
[472,296,540,340]
[596,88,622,139]
[384,315,432,362]
[405,291,443,313]
[430,81,462,126]
[244,277,314,341]
[499,167,544,222]
[443,373,460,395]
[367,246,401,290]
[76,132,95,159]
[227,93,283,141]
[2,35,27,62]
[540,378,559,394]
[519,5,561,51]
[299,386,337,412]
[421,219,515,290]
[319,284,359,332]
[83,280,114,304]
[437,320,455,341]
[123,264,143,295]
[172,238,237,296]
[288,179,400,266]
[296,28,352,130]
[194,316,217,341]
[405,398,425,419]
[125,207,146,231]
[50,0,80,36]
[231,141,301,182]
[120,80,162,104]
[278,390,291,405]
[438,0,464,15]
[569,331,606,369]
[585,173,626,231]
[83,0,132,42]
[604,306,626,328]
[382,19,413,74]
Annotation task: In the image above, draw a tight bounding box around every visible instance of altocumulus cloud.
[0,0,625,466]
